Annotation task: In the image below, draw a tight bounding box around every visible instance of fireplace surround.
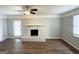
[22,24,46,42]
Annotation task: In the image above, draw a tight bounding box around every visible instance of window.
[13,20,22,37]
[73,15,79,37]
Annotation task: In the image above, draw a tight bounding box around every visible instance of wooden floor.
[0,39,78,54]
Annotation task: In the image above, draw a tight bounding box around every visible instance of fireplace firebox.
[31,29,38,36]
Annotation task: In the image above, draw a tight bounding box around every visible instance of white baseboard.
[62,37,79,51]
[46,37,62,39]
[8,37,22,39]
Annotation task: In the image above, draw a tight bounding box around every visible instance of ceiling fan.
[23,6,38,15]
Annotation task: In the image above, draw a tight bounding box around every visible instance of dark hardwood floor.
[0,39,78,54]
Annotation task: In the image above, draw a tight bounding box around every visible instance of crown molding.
[61,8,79,18]
[7,15,60,18]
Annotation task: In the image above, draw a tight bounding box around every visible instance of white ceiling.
[0,5,79,16]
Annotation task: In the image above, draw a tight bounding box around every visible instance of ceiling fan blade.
[22,5,29,11]
[22,6,26,11]
[31,9,38,11]
[30,11,35,14]
[16,10,24,12]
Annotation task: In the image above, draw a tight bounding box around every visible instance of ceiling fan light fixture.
[23,6,38,15]
[24,11,30,15]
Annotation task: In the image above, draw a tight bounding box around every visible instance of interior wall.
[42,18,61,39]
[7,17,61,40]
[61,8,79,50]
[0,15,8,42]
[0,16,4,42]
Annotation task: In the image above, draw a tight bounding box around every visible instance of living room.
[0,5,79,54]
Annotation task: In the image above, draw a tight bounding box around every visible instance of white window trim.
[73,33,79,38]
[73,15,79,38]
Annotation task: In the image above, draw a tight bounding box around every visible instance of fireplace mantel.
[25,24,43,27]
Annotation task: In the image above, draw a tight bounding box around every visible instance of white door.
[13,20,22,38]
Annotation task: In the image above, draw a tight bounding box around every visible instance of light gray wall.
[7,17,61,39]
[0,16,4,41]
[61,8,79,50]
[0,15,8,42]
[43,18,61,39]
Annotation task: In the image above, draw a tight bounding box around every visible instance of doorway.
[13,20,22,38]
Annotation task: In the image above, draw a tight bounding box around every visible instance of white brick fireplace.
[22,24,46,42]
